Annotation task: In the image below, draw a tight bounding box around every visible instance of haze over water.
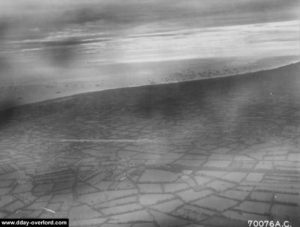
[0,0,299,104]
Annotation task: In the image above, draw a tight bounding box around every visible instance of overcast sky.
[1,0,299,38]
[0,0,299,83]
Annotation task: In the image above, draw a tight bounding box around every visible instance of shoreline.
[1,58,299,110]
[10,60,300,108]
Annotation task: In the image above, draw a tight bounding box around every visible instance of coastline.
[1,56,298,109]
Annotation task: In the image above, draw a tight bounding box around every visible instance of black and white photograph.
[0,0,299,226]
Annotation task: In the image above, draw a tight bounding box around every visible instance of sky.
[0,0,299,82]
[1,0,299,38]
[1,0,299,22]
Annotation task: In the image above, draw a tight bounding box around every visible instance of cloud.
[57,0,299,27]
[1,0,299,30]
